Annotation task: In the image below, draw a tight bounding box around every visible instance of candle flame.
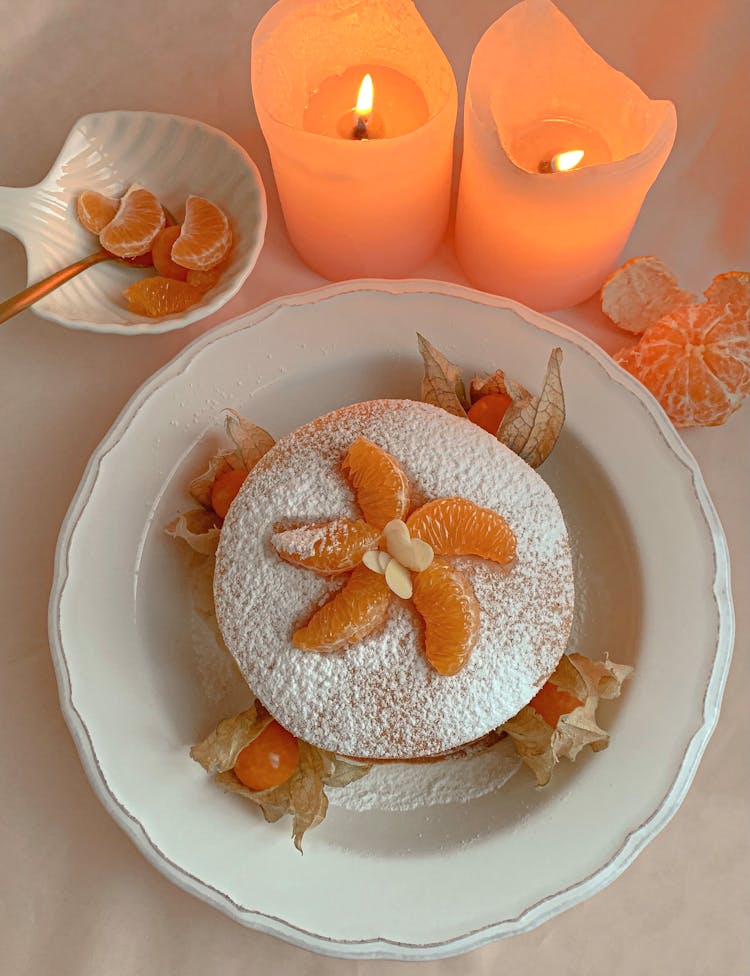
[355,73,374,118]
[551,149,585,172]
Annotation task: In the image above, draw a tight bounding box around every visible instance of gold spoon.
[0,249,153,325]
[0,208,176,326]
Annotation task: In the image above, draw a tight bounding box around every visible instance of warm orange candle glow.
[356,74,374,118]
[252,0,457,280]
[455,0,677,310]
[550,149,584,172]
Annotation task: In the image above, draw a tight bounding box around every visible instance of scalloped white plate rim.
[48,279,734,960]
[0,110,267,335]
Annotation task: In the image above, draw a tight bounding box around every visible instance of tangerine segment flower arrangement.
[272,437,517,676]
[168,338,633,850]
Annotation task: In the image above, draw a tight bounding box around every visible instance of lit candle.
[251,0,457,281]
[455,0,677,311]
[353,73,374,140]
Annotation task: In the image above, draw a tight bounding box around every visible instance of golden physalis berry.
[233,720,300,791]
[529,682,583,727]
[467,392,513,434]
[210,468,248,518]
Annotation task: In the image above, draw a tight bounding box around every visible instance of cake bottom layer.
[328,738,521,812]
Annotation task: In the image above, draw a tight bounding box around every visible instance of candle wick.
[537,159,553,174]
[353,116,369,140]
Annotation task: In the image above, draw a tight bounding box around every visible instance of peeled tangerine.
[615,302,750,427]
[601,255,694,335]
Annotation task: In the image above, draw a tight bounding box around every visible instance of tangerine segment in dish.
[76,190,119,234]
[273,518,380,576]
[98,185,165,258]
[341,438,410,531]
[618,302,750,427]
[151,224,188,281]
[187,263,226,293]
[529,682,583,727]
[171,195,232,271]
[407,497,516,565]
[123,277,204,317]
[293,564,392,652]
[412,560,480,676]
[233,720,299,791]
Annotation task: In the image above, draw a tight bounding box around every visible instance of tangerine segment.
[187,263,225,293]
[171,195,232,271]
[529,682,583,728]
[273,518,380,576]
[98,185,165,258]
[704,271,750,308]
[466,393,513,434]
[77,190,119,234]
[407,497,516,565]
[341,438,410,531]
[412,561,480,676]
[613,344,641,377]
[632,303,750,427]
[293,564,391,652]
[233,720,299,791]
[151,224,188,280]
[123,276,204,317]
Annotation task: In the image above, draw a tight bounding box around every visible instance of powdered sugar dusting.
[215,400,574,759]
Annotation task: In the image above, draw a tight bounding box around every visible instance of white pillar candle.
[251,0,457,281]
[455,0,677,311]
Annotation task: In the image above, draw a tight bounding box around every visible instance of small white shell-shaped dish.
[0,111,266,334]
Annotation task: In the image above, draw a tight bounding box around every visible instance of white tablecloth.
[1,1,748,972]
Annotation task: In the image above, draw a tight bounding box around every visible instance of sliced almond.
[362,550,385,574]
[385,558,413,599]
[377,551,393,573]
[383,520,412,562]
[403,538,434,573]
[383,518,410,542]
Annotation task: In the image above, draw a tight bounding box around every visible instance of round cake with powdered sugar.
[214,399,574,760]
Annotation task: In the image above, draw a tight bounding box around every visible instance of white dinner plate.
[49,280,733,960]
